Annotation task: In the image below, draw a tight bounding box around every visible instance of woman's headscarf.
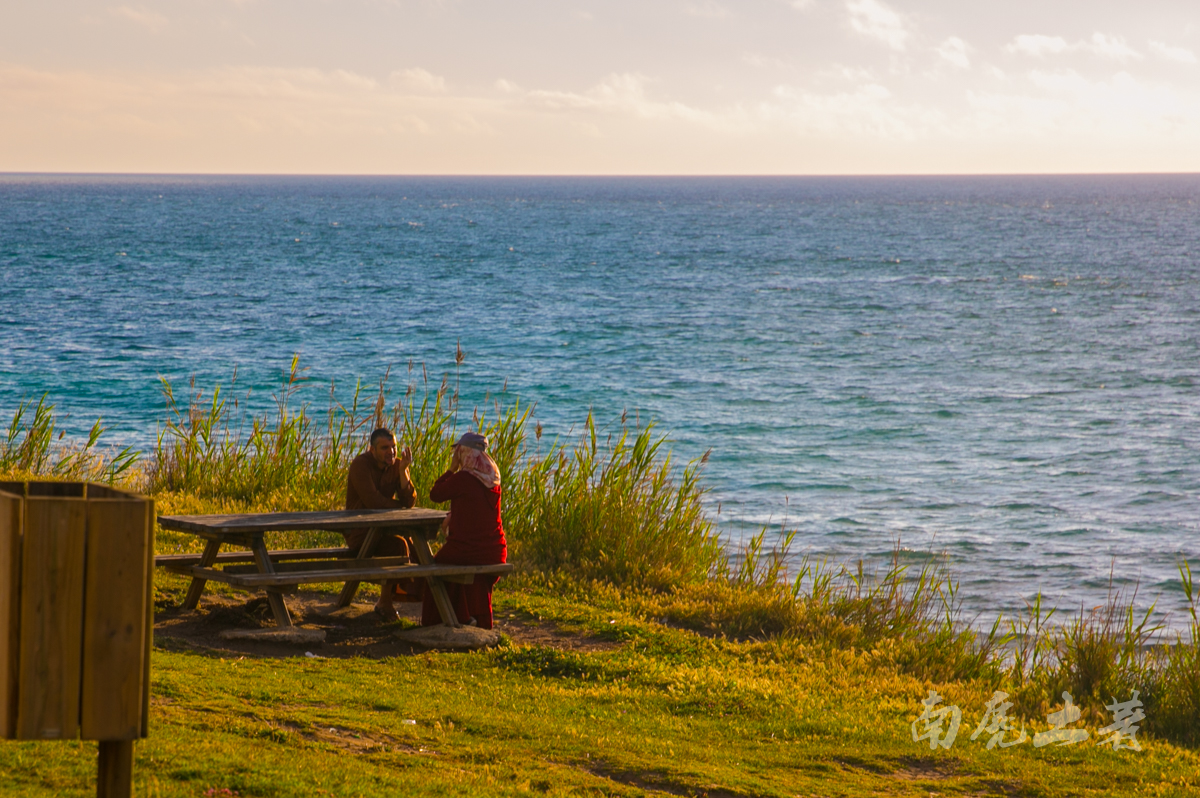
[456,445,501,489]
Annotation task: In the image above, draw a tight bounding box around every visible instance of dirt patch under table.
[154,589,619,659]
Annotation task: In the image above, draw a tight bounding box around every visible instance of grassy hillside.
[4,570,1199,797]
[2,369,1198,796]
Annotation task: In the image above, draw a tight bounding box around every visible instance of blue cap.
[450,431,488,451]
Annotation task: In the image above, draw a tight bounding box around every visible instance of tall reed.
[149,357,350,505]
[148,358,464,509]
[0,394,139,483]
[700,528,1007,681]
[146,358,722,588]
[990,563,1199,744]
[1145,561,1200,745]
[505,413,723,589]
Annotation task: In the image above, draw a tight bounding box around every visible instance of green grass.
[3,364,1200,796]
[2,579,1199,797]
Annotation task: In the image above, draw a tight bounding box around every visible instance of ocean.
[2,173,1198,630]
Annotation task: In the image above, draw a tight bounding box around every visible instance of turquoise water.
[2,174,1199,629]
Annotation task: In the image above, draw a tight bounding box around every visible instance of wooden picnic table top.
[157,508,446,535]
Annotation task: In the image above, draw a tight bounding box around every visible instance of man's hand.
[393,445,414,488]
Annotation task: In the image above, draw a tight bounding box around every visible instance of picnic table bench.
[155,509,512,629]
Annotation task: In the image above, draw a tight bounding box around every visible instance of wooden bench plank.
[178,562,513,588]
[155,547,357,567]
[158,508,444,534]
[217,556,414,576]
[158,556,412,578]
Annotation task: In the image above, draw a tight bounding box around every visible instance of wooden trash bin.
[1,481,154,798]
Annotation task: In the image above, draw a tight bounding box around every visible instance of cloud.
[523,73,723,127]
[1006,32,1141,62]
[1087,33,1141,62]
[686,1,730,19]
[785,0,815,9]
[1007,34,1070,57]
[818,65,875,83]
[108,5,168,32]
[4,56,1200,174]
[744,53,790,69]
[969,69,1199,139]
[846,0,909,51]
[766,81,922,138]
[936,37,970,69]
[389,68,447,94]
[1149,41,1198,65]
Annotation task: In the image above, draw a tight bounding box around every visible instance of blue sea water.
[2,173,1199,630]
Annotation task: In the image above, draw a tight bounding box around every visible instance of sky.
[2,0,1199,175]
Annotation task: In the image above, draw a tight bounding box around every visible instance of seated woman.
[422,431,507,629]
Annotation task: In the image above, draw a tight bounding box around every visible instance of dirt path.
[154,590,617,659]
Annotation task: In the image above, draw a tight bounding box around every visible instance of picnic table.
[155,509,512,629]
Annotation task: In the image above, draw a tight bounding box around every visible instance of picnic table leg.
[250,538,293,628]
[336,527,380,608]
[182,539,221,610]
[409,530,462,628]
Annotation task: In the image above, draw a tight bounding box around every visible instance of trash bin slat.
[17,496,87,740]
[0,491,20,739]
[81,498,151,741]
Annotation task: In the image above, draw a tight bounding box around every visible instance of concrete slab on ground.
[395,624,501,650]
[219,627,328,645]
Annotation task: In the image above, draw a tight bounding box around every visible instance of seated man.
[345,427,418,619]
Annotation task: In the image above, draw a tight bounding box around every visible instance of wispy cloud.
[1149,41,1198,65]
[1007,32,1142,62]
[523,73,724,127]
[970,69,1198,140]
[686,1,730,19]
[390,68,447,94]
[936,37,970,69]
[766,80,926,139]
[1087,33,1141,61]
[744,53,791,69]
[846,0,910,51]
[817,65,876,83]
[108,5,168,32]
[3,48,1200,174]
[1007,35,1070,57]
